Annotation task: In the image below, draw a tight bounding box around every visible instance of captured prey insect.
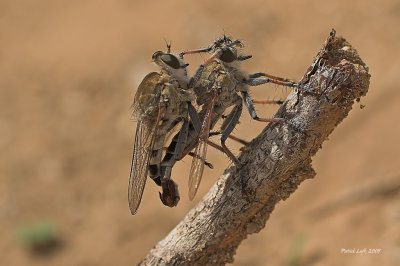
[129,45,202,214]
[161,36,299,200]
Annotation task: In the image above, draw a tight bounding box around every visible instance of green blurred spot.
[14,220,61,255]
[285,232,308,266]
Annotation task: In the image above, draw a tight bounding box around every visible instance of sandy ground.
[1,0,400,265]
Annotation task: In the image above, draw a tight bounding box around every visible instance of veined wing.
[128,106,164,215]
[131,72,161,121]
[188,90,218,200]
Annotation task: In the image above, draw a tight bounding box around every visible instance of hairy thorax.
[193,61,247,125]
[134,71,192,130]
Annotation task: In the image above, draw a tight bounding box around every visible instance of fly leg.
[187,102,202,133]
[219,98,243,166]
[242,91,283,123]
[228,135,249,145]
[237,55,252,61]
[248,72,298,88]
[187,151,214,169]
[160,102,200,179]
[210,131,249,145]
[178,138,233,164]
[158,102,201,206]
[161,147,214,169]
[252,99,284,105]
[159,106,195,207]
[245,77,298,88]
[158,117,189,207]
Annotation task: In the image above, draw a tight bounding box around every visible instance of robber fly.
[160,36,299,200]
[129,44,201,214]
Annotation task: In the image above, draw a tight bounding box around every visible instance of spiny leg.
[245,76,298,88]
[237,55,252,61]
[187,102,201,133]
[242,91,283,123]
[252,99,284,105]
[179,46,212,58]
[206,139,228,155]
[178,137,233,165]
[210,131,249,146]
[161,147,214,169]
[219,101,243,166]
[162,101,199,166]
[187,151,214,169]
[160,116,188,182]
[158,117,189,207]
[159,101,204,186]
[248,72,298,87]
[172,118,189,164]
[159,129,187,182]
[228,134,249,145]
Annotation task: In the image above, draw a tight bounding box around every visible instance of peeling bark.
[140,30,370,265]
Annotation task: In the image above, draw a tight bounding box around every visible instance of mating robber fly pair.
[129,36,299,215]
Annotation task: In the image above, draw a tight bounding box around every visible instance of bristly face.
[209,36,245,64]
[152,51,188,83]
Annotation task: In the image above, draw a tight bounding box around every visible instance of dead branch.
[140,30,370,265]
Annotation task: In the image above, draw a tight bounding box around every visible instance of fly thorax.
[167,68,189,88]
[234,69,248,82]
[164,88,180,106]
[222,58,241,69]
[161,67,187,85]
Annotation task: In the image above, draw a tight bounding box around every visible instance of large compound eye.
[219,48,237,63]
[160,54,180,69]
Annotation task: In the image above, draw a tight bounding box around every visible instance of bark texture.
[140,30,370,265]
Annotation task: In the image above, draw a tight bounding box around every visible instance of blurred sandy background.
[1,0,400,265]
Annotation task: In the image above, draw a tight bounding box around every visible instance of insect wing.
[188,91,217,200]
[131,72,161,120]
[128,107,164,215]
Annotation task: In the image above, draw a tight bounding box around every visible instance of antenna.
[163,38,171,53]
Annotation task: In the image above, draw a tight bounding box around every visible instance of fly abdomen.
[163,139,177,163]
[148,148,163,185]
